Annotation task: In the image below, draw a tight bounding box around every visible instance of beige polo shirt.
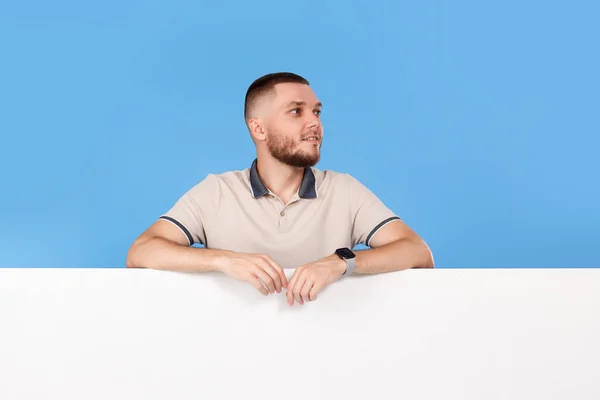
[159,159,401,269]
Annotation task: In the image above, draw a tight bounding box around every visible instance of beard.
[265,129,321,168]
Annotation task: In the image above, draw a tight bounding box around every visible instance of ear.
[248,118,267,142]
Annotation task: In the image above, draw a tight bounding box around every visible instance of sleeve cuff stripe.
[365,216,401,247]
[159,216,194,246]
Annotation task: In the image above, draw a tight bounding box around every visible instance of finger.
[252,266,276,294]
[251,277,269,296]
[309,280,326,301]
[294,276,306,305]
[301,279,314,303]
[258,258,283,293]
[287,267,301,292]
[287,269,301,306]
[263,256,288,289]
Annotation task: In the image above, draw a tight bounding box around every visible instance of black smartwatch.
[335,247,356,276]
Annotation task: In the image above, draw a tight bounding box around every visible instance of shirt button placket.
[278,207,287,231]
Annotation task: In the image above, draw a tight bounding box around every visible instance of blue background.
[1,1,598,268]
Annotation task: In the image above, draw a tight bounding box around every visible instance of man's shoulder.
[314,166,360,186]
[208,166,250,181]
[186,166,250,192]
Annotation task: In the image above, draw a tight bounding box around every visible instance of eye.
[289,108,300,114]
[314,109,322,117]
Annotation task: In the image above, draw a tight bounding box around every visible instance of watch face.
[337,248,355,259]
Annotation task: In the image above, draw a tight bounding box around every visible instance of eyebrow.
[284,101,323,109]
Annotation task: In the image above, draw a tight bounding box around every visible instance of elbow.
[413,240,435,269]
[126,238,149,269]
[125,254,137,269]
[423,245,435,268]
[126,247,140,268]
[422,252,435,268]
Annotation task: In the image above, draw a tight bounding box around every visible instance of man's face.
[262,83,323,168]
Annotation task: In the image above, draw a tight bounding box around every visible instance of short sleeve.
[346,174,401,247]
[158,174,221,246]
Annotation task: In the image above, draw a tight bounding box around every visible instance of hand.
[286,254,347,306]
[217,251,288,296]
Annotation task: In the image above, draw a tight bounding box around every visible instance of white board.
[1,268,599,399]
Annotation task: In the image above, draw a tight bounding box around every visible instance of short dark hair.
[244,72,309,122]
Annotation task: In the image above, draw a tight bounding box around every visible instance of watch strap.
[342,255,356,276]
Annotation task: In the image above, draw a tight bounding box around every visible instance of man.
[126,72,434,306]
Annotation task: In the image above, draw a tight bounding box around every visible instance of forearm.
[126,236,227,272]
[354,238,434,274]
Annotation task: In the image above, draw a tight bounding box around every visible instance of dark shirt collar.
[249,158,317,199]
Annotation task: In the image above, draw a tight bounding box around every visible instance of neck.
[255,155,305,204]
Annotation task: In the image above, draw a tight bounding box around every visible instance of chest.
[204,196,353,268]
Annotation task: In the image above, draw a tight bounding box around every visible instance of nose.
[306,112,321,130]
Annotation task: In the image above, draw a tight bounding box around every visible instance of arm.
[126,219,227,272]
[126,176,288,294]
[126,174,226,272]
[126,219,288,294]
[285,221,433,306]
[286,176,434,305]
[352,219,434,274]
[346,173,433,273]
